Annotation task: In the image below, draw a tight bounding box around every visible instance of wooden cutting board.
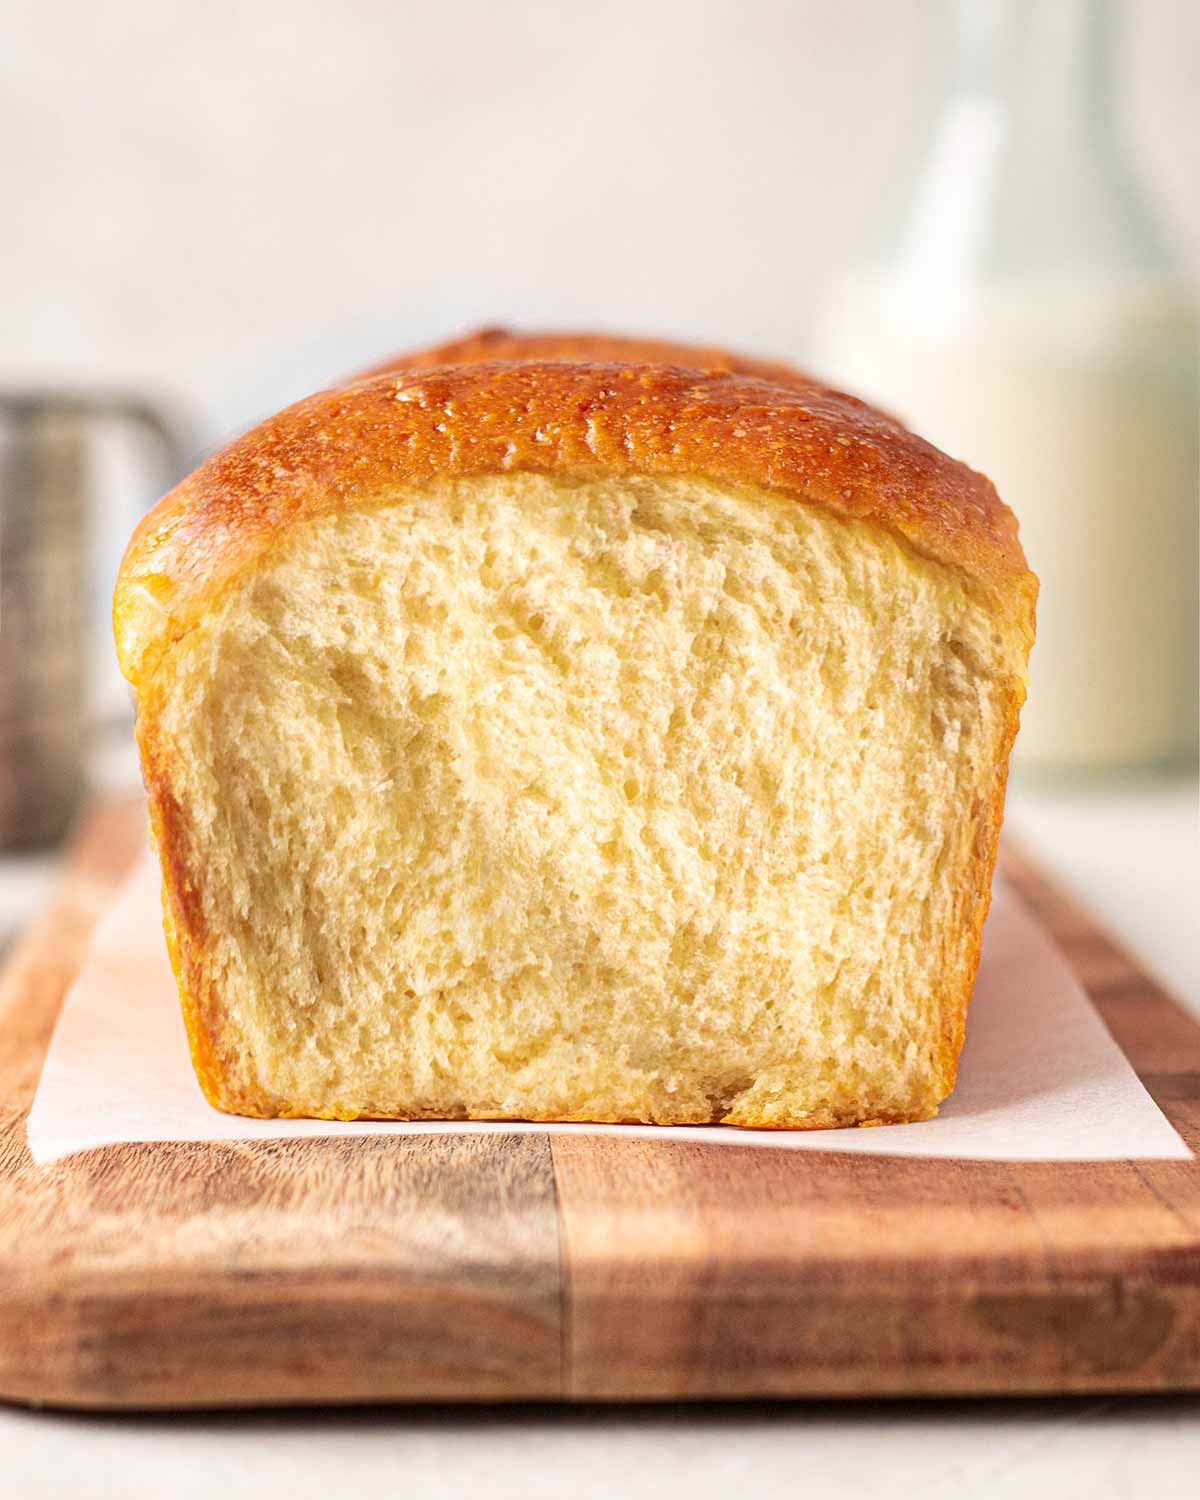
[1,794,1197,1409]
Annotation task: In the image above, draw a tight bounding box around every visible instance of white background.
[2,0,1196,446]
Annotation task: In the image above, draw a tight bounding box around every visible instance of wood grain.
[553,843,1200,1399]
[1,801,1197,1408]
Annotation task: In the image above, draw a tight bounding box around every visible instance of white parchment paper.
[26,854,1191,1163]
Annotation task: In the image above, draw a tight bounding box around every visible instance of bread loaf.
[115,329,1036,1127]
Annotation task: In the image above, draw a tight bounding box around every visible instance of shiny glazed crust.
[115,355,1034,686]
[116,331,1036,1127]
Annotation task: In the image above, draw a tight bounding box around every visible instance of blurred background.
[3,0,1196,428]
[0,0,1196,994]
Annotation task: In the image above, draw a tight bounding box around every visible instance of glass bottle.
[813,0,1198,774]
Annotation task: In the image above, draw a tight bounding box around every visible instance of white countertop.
[2,1394,1199,1500]
[1005,774,1199,1017]
[1,770,1197,1498]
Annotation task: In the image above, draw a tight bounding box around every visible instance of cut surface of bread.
[118,346,1035,1127]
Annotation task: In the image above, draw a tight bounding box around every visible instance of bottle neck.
[888,0,1167,315]
[954,0,1113,158]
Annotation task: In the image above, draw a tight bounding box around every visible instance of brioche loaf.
[115,329,1036,1127]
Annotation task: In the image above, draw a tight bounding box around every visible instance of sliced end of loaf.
[140,472,1027,1127]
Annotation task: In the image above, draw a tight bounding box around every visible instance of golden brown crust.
[353,324,817,387]
[115,356,1035,690]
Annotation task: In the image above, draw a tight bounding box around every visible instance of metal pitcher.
[0,392,191,846]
